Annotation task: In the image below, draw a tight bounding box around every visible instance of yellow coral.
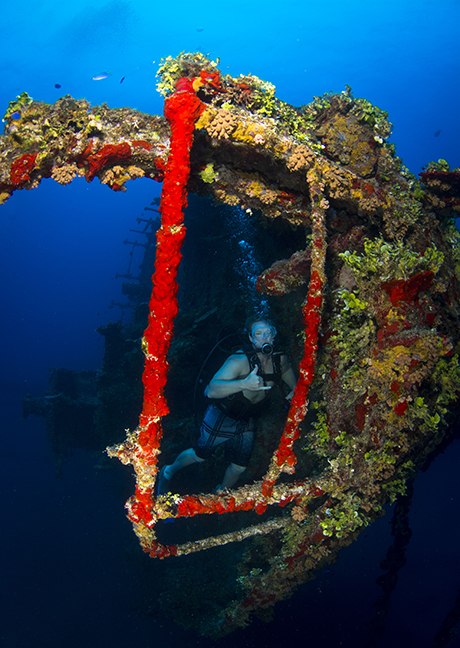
[232,120,266,144]
[247,180,264,198]
[271,139,290,156]
[316,113,378,177]
[367,334,449,400]
[195,106,216,131]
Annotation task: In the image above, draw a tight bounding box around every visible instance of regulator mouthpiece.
[261,343,273,356]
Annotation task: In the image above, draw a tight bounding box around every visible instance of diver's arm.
[205,355,271,399]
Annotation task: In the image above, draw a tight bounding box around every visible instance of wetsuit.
[193,351,284,466]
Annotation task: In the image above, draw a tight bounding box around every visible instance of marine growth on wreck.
[3,52,460,637]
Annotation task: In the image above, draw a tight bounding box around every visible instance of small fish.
[92,72,111,81]
[196,27,204,32]
[54,83,61,89]
[434,129,441,137]
[120,76,125,84]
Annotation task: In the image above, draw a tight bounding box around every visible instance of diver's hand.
[243,366,272,391]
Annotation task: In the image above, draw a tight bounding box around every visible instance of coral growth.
[81,141,132,182]
[287,144,315,171]
[202,107,237,139]
[419,166,460,213]
[316,113,379,177]
[10,153,37,185]
[256,249,311,295]
[51,162,81,185]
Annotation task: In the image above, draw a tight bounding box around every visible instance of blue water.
[1,1,460,647]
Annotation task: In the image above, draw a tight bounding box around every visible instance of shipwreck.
[4,52,460,637]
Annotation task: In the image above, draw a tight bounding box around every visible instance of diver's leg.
[218,462,246,490]
[163,448,205,480]
[218,420,253,491]
[158,448,205,495]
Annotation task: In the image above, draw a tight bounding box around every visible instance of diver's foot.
[214,484,223,493]
[157,465,172,496]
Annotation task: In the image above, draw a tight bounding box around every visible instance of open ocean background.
[1,1,459,647]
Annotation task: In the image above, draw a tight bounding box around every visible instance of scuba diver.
[157,315,297,494]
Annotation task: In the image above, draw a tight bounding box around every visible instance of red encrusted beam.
[138,480,326,558]
[262,165,328,498]
[140,78,205,433]
[110,77,205,528]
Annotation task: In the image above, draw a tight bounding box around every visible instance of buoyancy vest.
[211,351,284,421]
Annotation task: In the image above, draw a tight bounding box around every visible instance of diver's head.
[247,317,277,355]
